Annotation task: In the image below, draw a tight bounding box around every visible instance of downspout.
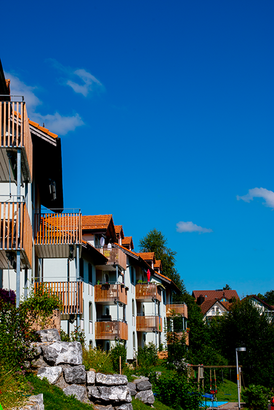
[76,245,80,329]
[16,147,21,308]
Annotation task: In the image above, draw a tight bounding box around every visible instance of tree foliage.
[139,229,186,296]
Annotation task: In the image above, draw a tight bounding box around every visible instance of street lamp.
[236,347,246,410]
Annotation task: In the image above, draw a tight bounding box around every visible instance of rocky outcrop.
[12,394,44,410]
[29,329,154,408]
[29,329,137,408]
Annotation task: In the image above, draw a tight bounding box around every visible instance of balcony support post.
[115,264,118,283]
[24,267,28,299]
[76,245,80,329]
[16,148,21,308]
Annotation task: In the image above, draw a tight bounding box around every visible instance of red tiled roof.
[192,290,239,301]
[29,119,58,139]
[14,111,58,139]
[82,215,113,230]
[136,252,155,261]
[122,236,134,249]
[115,225,124,239]
[200,299,231,315]
[155,260,162,269]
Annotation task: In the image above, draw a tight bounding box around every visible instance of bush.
[82,347,114,374]
[242,384,270,410]
[0,288,16,304]
[0,299,38,371]
[110,342,127,373]
[154,372,202,410]
[137,343,158,371]
[60,327,86,346]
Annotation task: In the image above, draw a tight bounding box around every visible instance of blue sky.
[2,0,274,297]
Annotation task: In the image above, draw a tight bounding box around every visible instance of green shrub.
[242,384,270,410]
[82,347,114,373]
[154,372,202,410]
[0,299,38,371]
[60,327,86,346]
[110,342,127,373]
[137,343,158,371]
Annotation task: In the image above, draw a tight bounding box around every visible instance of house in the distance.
[192,289,239,322]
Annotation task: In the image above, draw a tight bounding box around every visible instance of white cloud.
[237,188,274,208]
[6,72,84,135]
[176,221,213,233]
[48,59,104,97]
[32,112,84,136]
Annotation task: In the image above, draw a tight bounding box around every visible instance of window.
[132,299,135,316]
[88,263,92,284]
[89,302,93,321]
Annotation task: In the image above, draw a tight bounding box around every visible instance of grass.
[216,378,238,402]
[24,373,93,410]
[132,397,174,410]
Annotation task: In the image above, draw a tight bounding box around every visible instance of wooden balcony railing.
[0,100,33,182]
[0,201,32,268]
[95,321,128,340]
[34,281,83,315]
[95,284,127,304]
[135,283,161,302]
[98,247,127,270]
[166,303,188,318]
[167,331,189,346]
[34,212,82,258]
[136,316,162,332]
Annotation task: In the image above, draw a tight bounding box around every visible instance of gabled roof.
[155,260,162,271]
[82,215,113,230]
[136,252,155,263]
[200,299,231,316]
[122,236,134,249]
[115,225,124,239]
[29,119,58,139]
[82,240,108,265]
[192,289,239,301]
[245,295,274,311]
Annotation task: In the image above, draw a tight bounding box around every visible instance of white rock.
[37,366,63,385]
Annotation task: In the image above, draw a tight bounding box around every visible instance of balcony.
[34,281,83,315]
[34,212,82,258]
[166,303,188,318]
[136,315,162,332]
[135,283,161,302]
[0,201,32,269]
[167,331,189,346]
[95,283,127,304]
[0,99,32,182]
[96,247,127,271]
[95,320,128,340]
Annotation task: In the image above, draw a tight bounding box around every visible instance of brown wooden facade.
[136,315,162,332]
[34,281,83,315]
[135,283,161,302]
[166,303,188,318]
[0,100,33,182]
[34,212,82,258]
[98,247,127,270]
[95,321,128,340]
[0,201,32,268]
[95,283,127,305]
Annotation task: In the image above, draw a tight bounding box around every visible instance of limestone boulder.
[87,386,132,403]
[37,366,63,385]
[87,370,96,385]
[63,384,87,402]
[42,341,82,365]
[135,390,155,405]
[116,404,133,410]
[37,329,60,343]
[96,373,128,385]
[63,365,86,384]
[135,380,152,391]
[127,382,137,396]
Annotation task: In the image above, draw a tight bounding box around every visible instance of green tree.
[139,229,186,296]
[211,298,274,387]
[263,290,274,305]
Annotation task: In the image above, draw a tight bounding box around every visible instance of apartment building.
[0,61,188,360]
